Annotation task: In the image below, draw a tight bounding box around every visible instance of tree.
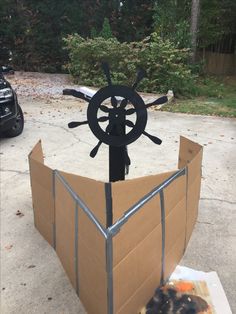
[111,0,156,42]
[153,0,191,48]
[190,0,200,62]
[99,18,113,39]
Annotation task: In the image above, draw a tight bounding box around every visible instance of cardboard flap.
[59,171,107,227]
[178,136,203,169]
[28,140,44,163]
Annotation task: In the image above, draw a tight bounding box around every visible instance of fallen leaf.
[5,244,13,250]
[16,210,24,217]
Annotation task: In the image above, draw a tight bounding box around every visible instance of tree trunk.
[190,0,200,63]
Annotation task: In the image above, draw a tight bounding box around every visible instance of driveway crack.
[200,197,236,205]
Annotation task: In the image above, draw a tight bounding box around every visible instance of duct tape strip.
[110,168,186,235]
[55,171,107,239]
[184,166,189,252]
[106,233,114,314]
[52,169,56,250]
[160,189,166,285]
[105,183,113,228]
[74,201,79,295]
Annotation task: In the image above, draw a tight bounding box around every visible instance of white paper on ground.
[170,266,232,314]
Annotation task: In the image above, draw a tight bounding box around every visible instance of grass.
[161,76,236,117]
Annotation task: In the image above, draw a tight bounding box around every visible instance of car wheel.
[4,106,24,137]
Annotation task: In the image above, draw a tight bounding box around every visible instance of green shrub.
[64,32,198,96]
[99,18,114,39]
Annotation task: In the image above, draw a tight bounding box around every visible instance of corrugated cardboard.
[28,140,54,246]
[28,136,203,314]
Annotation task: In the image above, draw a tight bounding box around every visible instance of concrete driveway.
[1,73,236,313]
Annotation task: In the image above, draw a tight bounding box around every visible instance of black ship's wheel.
[63,63,168,182]
[88,84,147,147]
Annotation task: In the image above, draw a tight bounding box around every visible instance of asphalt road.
[1,73,236,313]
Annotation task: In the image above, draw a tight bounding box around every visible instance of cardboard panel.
[164,231,185,279]
[178,136,203,249]
[112,171,175,223]
[29,140,44,163]
[113,224,162,311]
[178,136,202,170]
[186,175,202,244]
[55,176,76,289]
[60,171,107,227]
[117,265,161,314]
[29,144,54,246]
[55,173,107,314]
[30,179,54,223]
[112,173,186,266]
[78,241,107,314]
[163,174,186,216]
[187,150,203,186]
[113,191,186,311]
[113,192,161,266]
[34,207,54,245]
[165,197,186,255]
[77,198,107,269]
[29,158,53,192]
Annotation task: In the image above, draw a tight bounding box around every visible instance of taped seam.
[160,189,165,285]
[106,234,114,314]
[75,201,79,295]
[105,183,113,228]
[184,166,188,252]
[52,169,56,250]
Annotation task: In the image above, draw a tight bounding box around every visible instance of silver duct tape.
[160,189,166,285]
[184,166,189,252]
[105,183,113,228]
[54,170,108,239]
[106,233,114,314]
[75,201,79,295]
[109,168,186,235]
[52,169,56,250]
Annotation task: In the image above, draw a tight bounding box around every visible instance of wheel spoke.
[63,89,90,102]
[100,105,110,113]
[145,95,168,108]
[98,116,109,122]
[90,141,102,158]
[68,120,88,128]
[111,96,118,108]
[125,120,134,128]
[143,131,162,145]
[125,108,136,115]
[120,98,128,109]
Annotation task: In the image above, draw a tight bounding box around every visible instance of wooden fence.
[199,51,236,75]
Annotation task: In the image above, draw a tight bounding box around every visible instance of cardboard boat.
[28,136,203,314]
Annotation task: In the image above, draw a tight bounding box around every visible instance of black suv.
[0,66,24,137]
